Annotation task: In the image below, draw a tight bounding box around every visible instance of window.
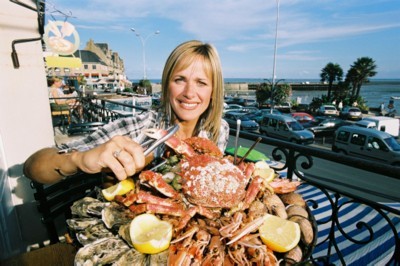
[350,133,366,146]
[367,137,384,150]
[92,65,97,70]
[84,65,88,70]
[278,120,286,130]
[269,118,278,128]
[337,131,350,142]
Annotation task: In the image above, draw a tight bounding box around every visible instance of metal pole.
[130,28,160,80]
[270,0,280,113]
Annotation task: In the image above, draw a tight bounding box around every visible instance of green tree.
[255,82,271,106]
[320,62,343,100]
[346,57,377,100]
[139,79,152,94]
[273,83,292,105]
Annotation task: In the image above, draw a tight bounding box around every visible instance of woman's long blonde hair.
[161,40,224,143]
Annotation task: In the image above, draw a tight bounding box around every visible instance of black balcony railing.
[50,93,150,135]
[233,130,400,265]
[50,94,400,264]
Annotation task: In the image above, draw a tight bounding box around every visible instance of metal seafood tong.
[142,124,180,156]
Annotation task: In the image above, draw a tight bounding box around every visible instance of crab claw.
[143,128,196,157]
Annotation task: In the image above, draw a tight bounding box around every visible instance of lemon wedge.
[101,178,135,201]
[130,213,173,254]
[254,161,275,183]
[259,214,301,252]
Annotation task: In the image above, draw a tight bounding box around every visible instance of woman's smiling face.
[169,59,212,123]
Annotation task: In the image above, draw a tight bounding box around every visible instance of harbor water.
[290,80,400,109]
[223,79,400,109]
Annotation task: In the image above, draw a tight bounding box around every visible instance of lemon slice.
[259,214,301,252]
[102,178,134,201]
[130,213,173,254]
[254,161,275,182]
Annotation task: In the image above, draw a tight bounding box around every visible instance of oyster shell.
[102,202,134,229]
[112,248,147,266]
[71,197,102,218]
[76,223,114,246]
[66,217,102,231]
[149,249,168,265]
[74,237,130,266]
[87,201,110,216]
[118,223,132,247]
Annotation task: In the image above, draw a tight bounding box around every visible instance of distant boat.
[390,96,400,100]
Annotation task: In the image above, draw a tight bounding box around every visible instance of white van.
[332,126,400,166]
[259,114,314,144]
[355,116,399,138]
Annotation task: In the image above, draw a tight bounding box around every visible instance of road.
[227,136,400,203]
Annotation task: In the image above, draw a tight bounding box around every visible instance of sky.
[45,0,400,80]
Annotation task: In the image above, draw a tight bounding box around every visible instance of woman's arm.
[24,136,147,184]
[51,89,67,105]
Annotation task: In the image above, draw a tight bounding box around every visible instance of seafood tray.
[67,136,317,265]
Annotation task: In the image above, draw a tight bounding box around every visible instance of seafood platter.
[67,131,317,265]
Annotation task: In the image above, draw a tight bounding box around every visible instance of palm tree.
[345,67,359,99]
[348,57,377,100]
[320,62,343,100]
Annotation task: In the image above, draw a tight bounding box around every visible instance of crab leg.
[242,175,263,209]
[268,178,302,194]
[139,170,181,199]
[129,203,186,216]
[226,216,266,245]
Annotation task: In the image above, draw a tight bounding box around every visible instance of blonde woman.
[24,40,229,184]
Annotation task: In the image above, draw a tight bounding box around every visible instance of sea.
[133,78,400,109]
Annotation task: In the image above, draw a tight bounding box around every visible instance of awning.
[45,56,82,68]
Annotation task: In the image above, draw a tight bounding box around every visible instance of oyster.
[75,237,130,266]
[71,197,102,218]
[66,217,102,231]
[76,223,114,246]
[87,201,110,216]
[102,202,134,229]
[112,248,147,266]
[149,249,168,265]
[118,223,132,247]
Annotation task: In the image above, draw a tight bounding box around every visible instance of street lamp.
[130,28,160,80]
[270,0,280,113]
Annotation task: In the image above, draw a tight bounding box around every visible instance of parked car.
[317,105,338,116]
[294,103,310,113]
[339,106,363,120]
[274,102,292,113]
[290,112,315,124]
[241,106,259,113]
[303,116,350,135]
[223,104,243,113]
[259,114,314,144]
[242,109,282,123]
[224,112,259,132]
[332,126,400,166]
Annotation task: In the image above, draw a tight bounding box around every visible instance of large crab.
[141,129,262,209]
[117,128,299,230]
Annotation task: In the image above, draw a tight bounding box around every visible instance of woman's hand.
[72,135,146,181]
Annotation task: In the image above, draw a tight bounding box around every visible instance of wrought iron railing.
[233,130,400,265]
[50,94,150,135]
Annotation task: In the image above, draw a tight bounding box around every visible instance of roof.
[72,50,107,65]
[263,113,296,122]
[338,125,392,138]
